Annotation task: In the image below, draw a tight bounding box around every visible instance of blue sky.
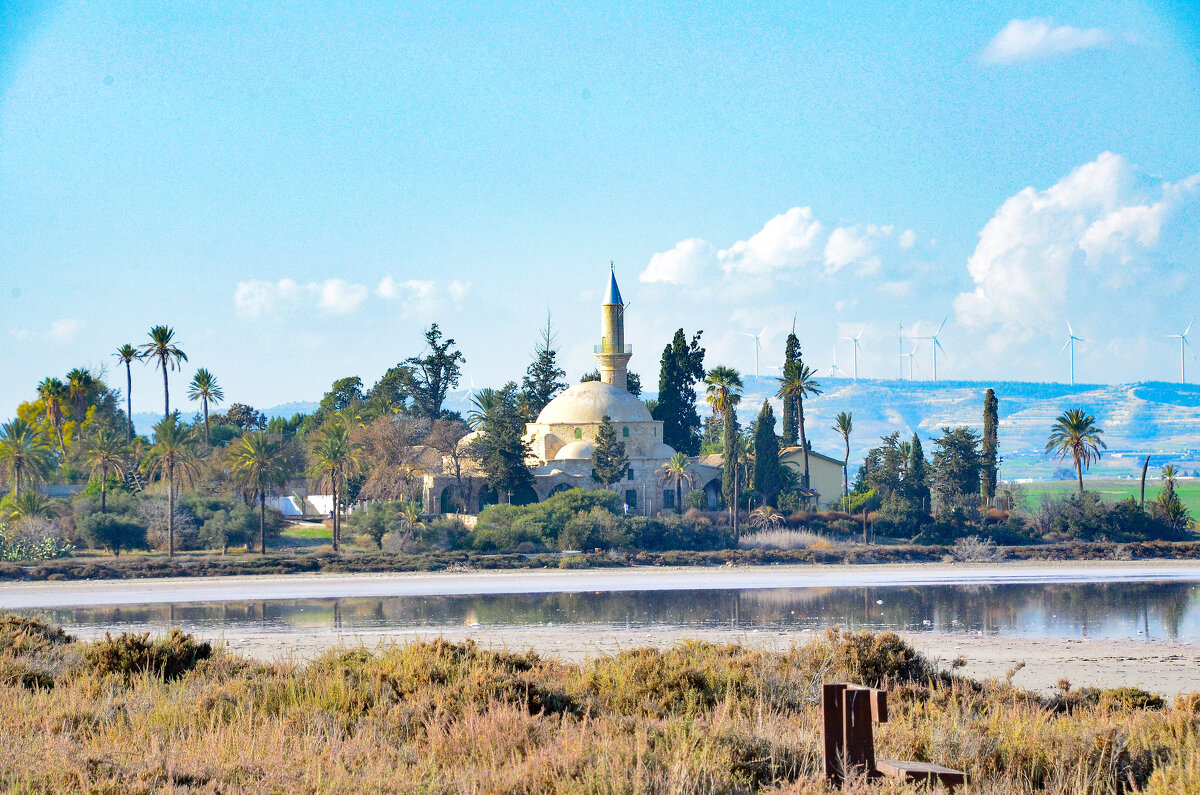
[2,0,1199,417]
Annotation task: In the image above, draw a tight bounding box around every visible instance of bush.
[474,489,622,552]
[347,501,406,548]
[199,505,258,552]
[683,489,707,510]
[559,507,632,550]
[948,535,1005,562]
[76,512,145,557]
[81,628,212,681]
[140,498,199,551]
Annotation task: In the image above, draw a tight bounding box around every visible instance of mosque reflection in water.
[16,582,1200,642]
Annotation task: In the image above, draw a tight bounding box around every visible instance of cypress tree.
[653,329,706,455]
[780,333,802,446]
[981,388,999,505]
[471,383,535,503]
[907,433,931,513]
[521,313,568,417]
[590,415,629,489]
[752,400,781,506]
[721,409,741,508]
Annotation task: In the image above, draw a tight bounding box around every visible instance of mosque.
[419,270,722,514]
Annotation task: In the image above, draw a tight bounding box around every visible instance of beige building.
[419,270,720,514]
[778,446,848,508]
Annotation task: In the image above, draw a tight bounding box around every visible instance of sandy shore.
[6,559,1199,695]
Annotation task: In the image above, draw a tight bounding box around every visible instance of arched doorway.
[547,483,572,499]
[511,484,539,506]
[703,478,722,510]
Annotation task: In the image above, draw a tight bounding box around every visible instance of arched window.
[574,427,582,439]
[622,426,629,438]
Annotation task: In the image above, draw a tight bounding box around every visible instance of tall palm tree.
[144,414,200,556]
[230,431,288,554]
[140,326,188,418]
[0,419,53,497]
[833,411,853,510]
[187,369,225,446]
[656,452,697,512]
[65,368,96,422]
[705,365,743,526]
[113,344,140,441]
[36,377,68,453]
[777,361,822,489]
[1045,408,1106,497]
[308,420,362,552]
[1162,464,1180,488]
[83,429,127,513]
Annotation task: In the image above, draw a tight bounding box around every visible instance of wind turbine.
[1059,322,1087,386]
[827,347,848,379]
[840,324,868,380]
[741,328,766,381]
[1164,317,1197,383]
[898,343,920,381]
[914,316,947,381]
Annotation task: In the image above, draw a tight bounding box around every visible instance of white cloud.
[639,238,716,285]
[898,229,916,249]
[48,318,81,343]
[824,226,872,271]
[719,207,824,275]
[953,152,1200,347]
[980,18,1112,64]
[376,276,473,319]
[234,277,367,319]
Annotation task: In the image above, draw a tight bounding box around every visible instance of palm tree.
[748,505,784,530]
[1,491,54,523]
[705,365,743,531]
[467,388,502,430]
[0,419,53,496]
[187,369,225,446]
[777,361,822,489]
[65,368,96,422]
[139,325,188,418]
[36,377,67,453]
[1045,408,1106,497]
[308,420,362,552]
[1162,464,1180,488]
[113,344,141,441]
[657,452,697,512]
[230,431,288,554]
[144,414,200,556]
[833,411,853,510]
[83,429,127,513]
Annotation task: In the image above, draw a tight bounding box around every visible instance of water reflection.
[14,582,1200,642]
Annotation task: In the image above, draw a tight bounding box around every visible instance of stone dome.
[535,380,653,425]
[642,441,678,459]
[553,441,595,460]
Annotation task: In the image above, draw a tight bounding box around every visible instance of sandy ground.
[6,560,1200,695]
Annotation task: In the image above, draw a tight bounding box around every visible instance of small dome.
[457,430,482,450]
[640,441,678,460]
[554,441,595,460]
[536,380,653,425]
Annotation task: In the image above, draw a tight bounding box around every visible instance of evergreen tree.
[521,313,568,417]
[400,324,465,419]
[981,388,999,504]
[752,400,782,506]
[469,383,534,503]
[705,366,743,509]
[780,333,802,446]
[366,365,414,413]
[653,329,706,455]
[590,415,629,489]
[906,433,931,512]
[930,426,982,521]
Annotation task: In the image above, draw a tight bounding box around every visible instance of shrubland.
[0,615,1195,792]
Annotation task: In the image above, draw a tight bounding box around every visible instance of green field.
[1014,477,1200,515]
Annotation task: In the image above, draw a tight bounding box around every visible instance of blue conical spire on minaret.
[604,265,623,305]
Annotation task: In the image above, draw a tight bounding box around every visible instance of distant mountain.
[133,401,318,436]
[732,377,1200,480]
[137,381,1200,480]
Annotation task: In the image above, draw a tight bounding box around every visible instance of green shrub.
[683,489,707,510]
[82,628,212,681]
[76,512,145,557]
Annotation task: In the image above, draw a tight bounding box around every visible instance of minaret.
[595,267,632,389]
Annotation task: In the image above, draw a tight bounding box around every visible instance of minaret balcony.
[594,344,632,354]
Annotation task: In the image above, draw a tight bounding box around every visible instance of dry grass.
[0,616,1196,793]
[739,529,850,552]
